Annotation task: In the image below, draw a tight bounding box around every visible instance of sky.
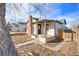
[5,3,79,28]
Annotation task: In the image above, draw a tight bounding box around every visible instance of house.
[9,22,27,32]
[18,22,27,32]
[63,28,76,41]
[71,27,79,41]
[26,15,66,43]
[10,23,19,32]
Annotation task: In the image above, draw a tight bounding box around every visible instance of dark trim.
[33,17,64,24]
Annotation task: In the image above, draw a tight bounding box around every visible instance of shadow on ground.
[47,38,64,43]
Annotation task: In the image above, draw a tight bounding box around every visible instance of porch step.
[15,40,35,48]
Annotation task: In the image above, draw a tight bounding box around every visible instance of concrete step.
[15,40,35,48]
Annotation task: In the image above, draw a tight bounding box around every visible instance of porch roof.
[32,18,63,24]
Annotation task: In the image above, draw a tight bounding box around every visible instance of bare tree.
[28,4,49,18]
[0,3,17,56]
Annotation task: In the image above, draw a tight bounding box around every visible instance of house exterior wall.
[26,16,66,43]
[71,27,78,41]
[32,23,44,35]
[9,22,26,32]
[11,25,19,32]
[63,33,72,41]
[32,22,55,37]
[73,33,76,41]
[47,22,55,36]
[19,24,26,32]
[46,22,65,37]
[32,21,65,38]
[54,22,60,37]
[54,22,65,37]
[32,24,38,35]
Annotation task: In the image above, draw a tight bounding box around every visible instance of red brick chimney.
[27,15,32,36]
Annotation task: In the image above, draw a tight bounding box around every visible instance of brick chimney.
[27,15,32,36]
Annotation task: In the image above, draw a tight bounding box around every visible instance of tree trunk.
[0,3,17,56]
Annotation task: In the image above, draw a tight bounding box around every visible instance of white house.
[26,15,66,43]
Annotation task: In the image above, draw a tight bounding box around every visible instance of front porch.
[31,34,55,43]
[31,20,56,43]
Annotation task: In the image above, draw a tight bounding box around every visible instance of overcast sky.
[5,3,79,27]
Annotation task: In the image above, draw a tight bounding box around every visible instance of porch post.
[36,23,38,35]
[44,21,47,37]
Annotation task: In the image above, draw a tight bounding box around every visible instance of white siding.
[47,22,55,36]
[54,22,59,36]
[47,29,55,36]
[19,24,26,32]
[63,33,72,41]
[33,24,38,35]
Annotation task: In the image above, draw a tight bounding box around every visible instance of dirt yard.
[10,32,34,44]
[44,43,58,47]
[57,41,78,56]
[16,41,78,56]
[10,32,78,56]
[16,43,56,56]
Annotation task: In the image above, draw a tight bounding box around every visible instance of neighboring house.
[18,22,27,32]
[63,28,76,41]
[9,22,27,32]
[26,15,67,43]
[71,27,79,41]
[10,23,19,32]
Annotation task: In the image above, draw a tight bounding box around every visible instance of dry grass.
[44,43,58,47]
[17,43,55,56]
[10,32,78,56]
[16,41,78,56]
[57,41,78,56]
[11,33,34,44]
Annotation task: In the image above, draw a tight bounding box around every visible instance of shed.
[63,29,76,41]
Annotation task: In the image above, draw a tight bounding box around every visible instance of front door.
[38,24,41,34]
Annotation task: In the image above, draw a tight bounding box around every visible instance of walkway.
[40,41,66,51]
[15,39,66,52]
[15,40,35,48]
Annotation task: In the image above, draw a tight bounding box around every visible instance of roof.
[59,19,66,25]
[18,22,27,25]
[32,17,64,24]
[64,29,76,33]
[33,17,39,20]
